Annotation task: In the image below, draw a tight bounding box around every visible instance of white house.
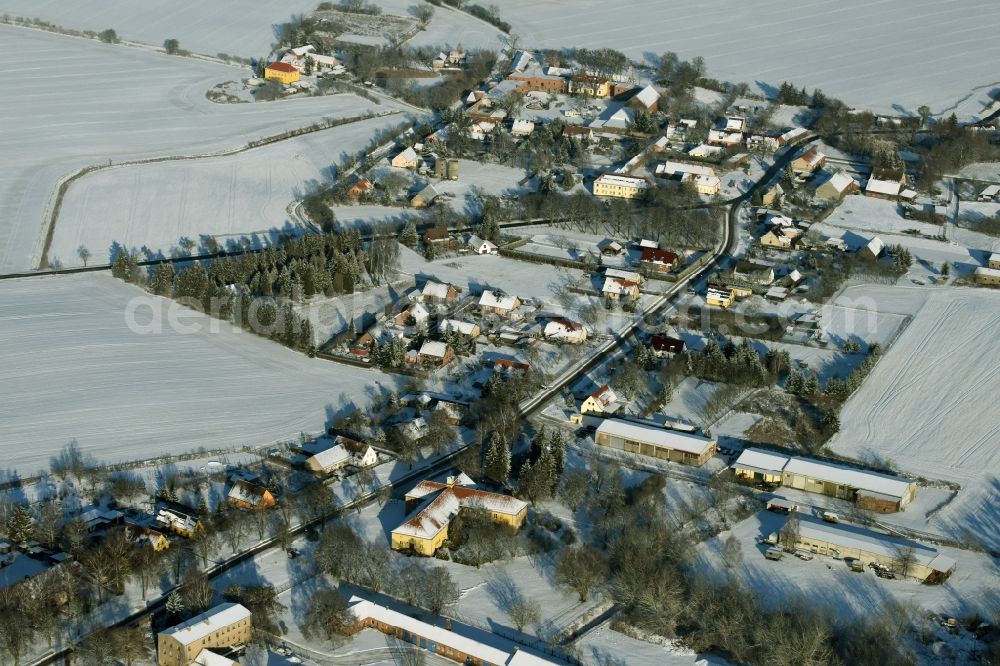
[439,318,481,338]
[479,290,521,315]
[543,318,588,344]
[511,118,535,136]
[468,235,497,255]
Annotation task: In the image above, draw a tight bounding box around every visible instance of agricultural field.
[497,0,1000,116]
[0,273,399,475]
[0,25,393,273]
[49,114,404,267]
[827,287,1000,551]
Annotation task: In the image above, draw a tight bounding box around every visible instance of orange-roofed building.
[264,61,300,85]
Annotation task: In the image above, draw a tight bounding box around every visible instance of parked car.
[765,547,784,561]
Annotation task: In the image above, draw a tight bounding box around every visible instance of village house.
[649,334,685,357]
[343,594,563,665]
[601,276,640,301]
[579,384,620,415]
[732,448,917,512]
[467,234,497,255]
[861,236,886,260]
[421,280,459,304]
[493,358,531,375]
[226,480,276,511]
[157,603,251,666]
[760,183,784,207]
[732,260,775,285]
[788,514,955,583]
[396,417,429,442]
[864,167,910,200]
[656,160,715,181]
[568,74,612,97]
[347,176,374,199]
[687,143,723,159]
[391,479,527,556]
[155,509,202,539]
[706,286,735,308]
[978,184,1000,202]
[605,266,645,284]
[746,132,783,152]
[593,173,649,199]
[432,49,466,68]
[626,84,661,113]
[304,442,352,474]
[439,318,481,339]
[543,317,588,344]
[707,128,744,146]
[814,170,858,200]
[563,125,595,142]
[79,507,124,532]
[411,184,440,209]
[510,118,535,137]
[393,302,430,329]
[599,239,625,256]
[391,146,419,169]
[791,147,827,174]
[595,418,717,467]
[432,399,466,425]
[760,226,801,250]
[478,290,521,317]
[416,340,455,367]
[263,61,300,85]
[126,524,170,552]
[639,247,679,273]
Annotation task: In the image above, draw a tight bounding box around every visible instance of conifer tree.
[484,433,510,486]
[6,505,34,544]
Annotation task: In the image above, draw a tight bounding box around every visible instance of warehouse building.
[594,418,716,467]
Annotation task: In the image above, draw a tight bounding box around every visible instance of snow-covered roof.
[479,290,519,310]
[602,277,638,295]
[688,143,723,157]
[632,84,660,108]
[422,281,453,299]
[79,508,122,526]
[511,118,535,133]
[604,268,643,283]
[782,457,913,499]
[780,127,808,143]
[468,235,497,251]
[440,319,479,336]
[656,161,715,178]
[732,448,790,476]
[156,508,198,532]
[864,236,886,256]
[162,603,251,646]
[865,178,901,197]
[395,146,417,163]
[980,184,1000,198]
[227,480,269,506]
[306,444,350,470]
[595,173,648,188]
[637,238,659,248]
[975,266,1000,279]
[288,45,315,57]
[595,418,715,456]
[419,340,449,358]
[193,649,239,666]
[821,170,855,193]
[394,481,527,541]
[795,515,955,573]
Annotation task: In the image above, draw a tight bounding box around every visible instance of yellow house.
[579,384,619,415]
[723,283,753,299]
[706,286,734,308]
[593,173,649,199]
[391,480,527,556]
[157,603,251,666]
[569,74,611,97]
[264,61,300,85]
[684,173,721,196]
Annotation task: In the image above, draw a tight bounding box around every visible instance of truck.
[765,547,784,561]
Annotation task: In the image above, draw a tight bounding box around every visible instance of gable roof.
[227,480,270,506]
[632,84,660,107]
[595,418,715,456]
[640,247,679,264]
[588,384,618,405]
[479,290,519,310]
[821,170,855,193]
[440,318,479,336]
[266,61,297,73]
[395,481,527,541]
[419,340,450,358]
[162,603,251,646]
[395,146,417,162]
[602,277,638,295]
[306,444,350,470]
[864,236,886,256]
[650,334,684,354]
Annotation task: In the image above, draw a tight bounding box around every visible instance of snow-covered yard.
[0,26,393,272]
[49,115,404,267]
[498,0,1000,116]
[0,273,401,475]
[828,287,1000,551]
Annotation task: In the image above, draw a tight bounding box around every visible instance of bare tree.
[779,512,800,551]
[721,535,743,570]
[77,245,91,267]
[507,596,541,632]
[891,545,917,579]
[422,566,459,615]
[181,568,214,612]
[301,590,356,642]
[109,625,149,666]
[555,546,608,602]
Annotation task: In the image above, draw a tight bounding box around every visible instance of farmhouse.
[422,280,458,304]
[604,267,644,284]
[439,319,481,338]
[861,236,886,260]
[649,334,685,357]
[579,384,620,415]
[568,74,612,97]
[864,168,908,200]
[510,118,535,137]
[639,247,679,273]
[417,340,455,367]
[814,170,858,200]
[391,147,419,169]
[543,318,588,344]
[263,61,299,85]
[593,173,649,199]
[226,480,275,510]
[732,260,775,285]
[347,177,374,199]
[595,418,717,467]
[788,515,956,583]
[732,448,917,512]
[467,235,497,255]
[410,184,439,209]
[791,147,826,174]
[394,302,430,329]
[760,183,784,207]
[305,443,351,474]
[601,276,640,301]
[706,286,734,308]
[479,290,521,316]
[344,594,562,666]
[157,603,251,666]
[626,84,661,112]
[599,240,625,256]
[391,479,527,556]
[759,226,800,250]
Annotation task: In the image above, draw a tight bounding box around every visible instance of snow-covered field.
[828,287,1000,550]
[0,273,400,475]
[0,26,395,272]
[404,4,505,51]
[49,115,403,267]
[497,0,1000,116]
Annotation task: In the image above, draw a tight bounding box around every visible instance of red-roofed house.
[264,61,300,85]
[543,318,587,344]
[650,334,685,357]
[639,247,679,273]
[579,384,620,415]
[391,480,528,555]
